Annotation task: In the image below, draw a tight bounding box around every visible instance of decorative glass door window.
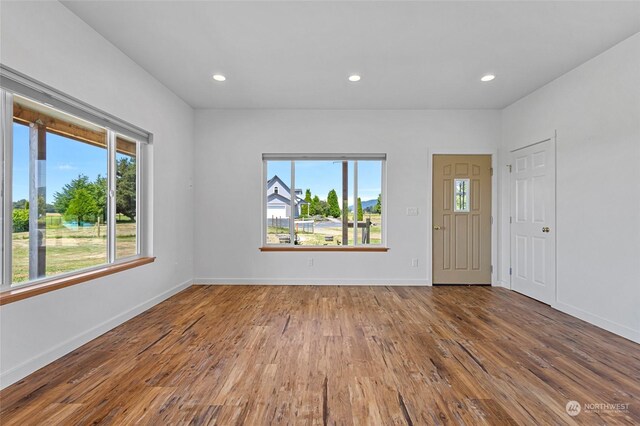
[454,178,470,212]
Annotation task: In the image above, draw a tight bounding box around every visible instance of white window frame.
[262,153,387,248]
[0,67,152,290]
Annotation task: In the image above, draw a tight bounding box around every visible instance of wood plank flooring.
[1,285,638,425]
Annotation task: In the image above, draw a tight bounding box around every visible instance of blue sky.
[13,121,382,208]
[12,123,107,204]
[267,160,382,206]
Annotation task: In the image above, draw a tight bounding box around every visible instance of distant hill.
[348,199,378,211]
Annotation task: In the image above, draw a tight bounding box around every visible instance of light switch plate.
[406,207,419,216]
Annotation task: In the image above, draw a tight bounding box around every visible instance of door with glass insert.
[433,155,492,284]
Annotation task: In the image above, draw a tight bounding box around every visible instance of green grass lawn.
[11,222,137,284]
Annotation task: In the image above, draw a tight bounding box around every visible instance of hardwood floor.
[1,285,638,425]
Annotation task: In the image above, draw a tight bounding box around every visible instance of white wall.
[499,33,640,342]
[194,109,500,285]
[0,2,195,388]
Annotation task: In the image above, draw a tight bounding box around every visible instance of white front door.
[510,139,556,304]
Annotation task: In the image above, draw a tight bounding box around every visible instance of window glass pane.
[11,122,30,284]
[293,160,348,246]
[454,178,470,212]
[348,160,355,245]
[264,158,384,247]
[266,161,292,244]
[116,137,137,258]
[12,96,107,284]
[357,160,383,245]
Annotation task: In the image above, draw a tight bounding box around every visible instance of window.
[454,178,470,212]
[263,154,385,248]
[1,68,150,289]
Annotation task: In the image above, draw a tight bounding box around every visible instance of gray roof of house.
[267,193,290,204]
[267,193,309,205]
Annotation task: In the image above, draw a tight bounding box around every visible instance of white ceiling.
[62,1,640,110]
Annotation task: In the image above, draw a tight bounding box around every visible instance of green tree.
[310,195,320,216]
[357,197,364,221]
[373,193,382,214]
[303,189,312,217]
[116,157,136,220]
[327,189,341,218]
[66,188,99,225]
[316,200,329,217]
[54,174,92,214]
[13,199,27,210]
[90,175,107,222]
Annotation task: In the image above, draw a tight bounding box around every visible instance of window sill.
[0,257,156,306]
[259,246,389,252]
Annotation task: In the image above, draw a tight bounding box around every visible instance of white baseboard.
[552,301,639,344]
[0,279,192,390]
[194,278,431,286]
[494,279,511,289]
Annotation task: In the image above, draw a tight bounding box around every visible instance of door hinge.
[510,216,513,224]
[490,265,493,273]
[490,167,494,176]
[490,216,493,225]
[507,164,512,173]
[509,267,512,275]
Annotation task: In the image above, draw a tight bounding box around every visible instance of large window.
[1,75,148,288]
[263,155,385,247]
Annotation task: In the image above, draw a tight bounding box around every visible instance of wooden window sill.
[0,257,155,306]
[259,246,389,252]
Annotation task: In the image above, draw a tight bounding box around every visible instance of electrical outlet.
[411,258,419,267]
[406,207,419,216]
[308,258,314,267]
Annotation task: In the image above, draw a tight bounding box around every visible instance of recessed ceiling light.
[348,74,361,82]
[212,74,226,82]
[481,74,495,82]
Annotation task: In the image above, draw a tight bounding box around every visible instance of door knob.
[433,225,442,230]
[542,227,550,233]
